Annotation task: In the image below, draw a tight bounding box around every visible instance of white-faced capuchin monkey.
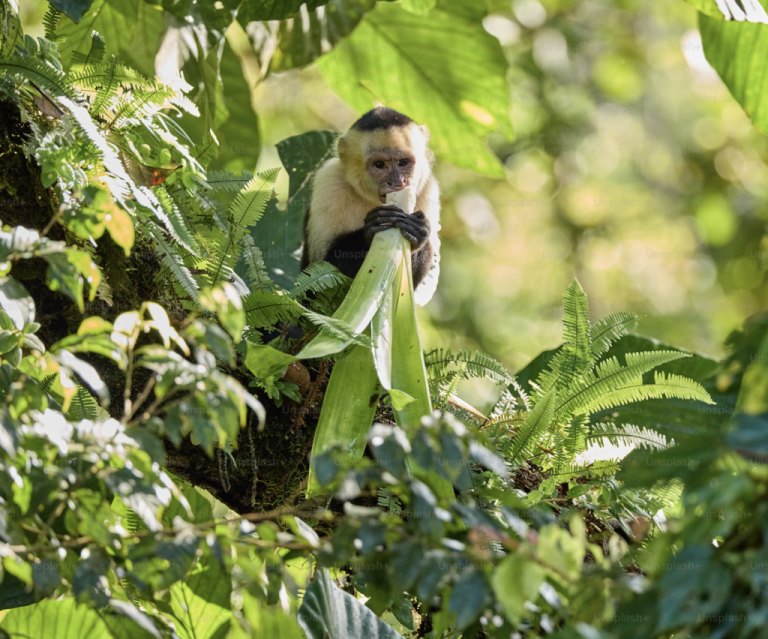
[300,107,440,305]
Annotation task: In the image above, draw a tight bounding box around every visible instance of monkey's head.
[338,107,433,204]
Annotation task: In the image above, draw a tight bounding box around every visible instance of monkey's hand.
[364,205,430,250]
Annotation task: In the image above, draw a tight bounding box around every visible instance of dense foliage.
[0,0,767,638]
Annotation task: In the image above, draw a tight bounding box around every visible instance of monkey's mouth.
[379,183,407,202]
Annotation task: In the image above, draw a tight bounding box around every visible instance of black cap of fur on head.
[351,107,414,132]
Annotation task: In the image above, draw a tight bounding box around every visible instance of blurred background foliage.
[19,0,768,411]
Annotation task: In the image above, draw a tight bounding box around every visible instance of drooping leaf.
[249,130,336,288]
[57,0,166,76]
[318,0,513,177]
[700,10,768,133]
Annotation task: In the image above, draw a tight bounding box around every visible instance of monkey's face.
[339,122,431,204]
[366,149,416,202]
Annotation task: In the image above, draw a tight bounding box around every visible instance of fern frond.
[242,289,302,328]
[378,487,402,516]
[590,312,639,356]
[537,280,592,393]
[587,423,671,451]
[650,478,684,510]
[38,374,58,393]
[424,348,515,385]
[551,414,588,473]
[68,384,98,420]
[505,387,556,465]
[228,168,279,232]
[111,85,179,127]
[555,351,694,418]
[559,279,592,384]
[290,261,350,299]
[69,32,106,70]
[42,6,62,42]
[71,59,148,115]
[544,460,621,483]
[303,310,370,348]
[206,169,254,192]
[153,187,198,253]
[0,56,74,98]
[240,235,272,291]
[193,132,219,167]
[434,367,464,411]
[145,222,199,302]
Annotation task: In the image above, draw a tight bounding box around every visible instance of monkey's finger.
[366,205,404,221]
[412,210,426,221]
[396,218,429,234]
[370,213,409,225]
[368,224,395,235]
[366,212,405,225]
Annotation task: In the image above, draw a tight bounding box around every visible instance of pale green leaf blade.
[306,343,380,496]
[1,598,110,638]
[297,228,404,359]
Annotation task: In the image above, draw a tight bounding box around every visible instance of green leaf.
[401,0,435,15]
[212,25,262,172]
[507,387,556,465]
[700,11,768,134]
[318,0,512,177]
[250,130,336,288]
[1,598,110,637]
[57,0,166,76]
[0,56,74,98]
[0,277,34,331]
[297,228,403,359]
[243,340,296,378]
[686,0,768,21]
[306,343,380,496]
[49,0,95,23]
[448,570,491,630]
[240,0,330,20]
[298,568,404,639]
[0,0,23,60]
[244,0,375,72]
[170,553,231,639]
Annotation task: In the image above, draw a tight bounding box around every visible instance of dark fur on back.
[351,107,414,132]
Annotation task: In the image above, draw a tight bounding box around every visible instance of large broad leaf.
[241,0,376,72]
[306,342,381,496]
[49,0,95,23]
[57,0,166,76]
[170,553,232,639]
[213,25,261,172]
[246,130,336,288]
[0,598,110,638]
[298,568,404,639]
[1,0,23,59]
[699,10,768,133]
[685,0,768,22]
[240,0,331,21]
[318,0,512,177]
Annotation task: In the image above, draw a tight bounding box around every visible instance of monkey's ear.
[337,136,348,162]
[419,124,430,141]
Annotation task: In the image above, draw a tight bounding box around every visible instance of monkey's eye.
[398,159,410,167]
[374,160,386,169]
